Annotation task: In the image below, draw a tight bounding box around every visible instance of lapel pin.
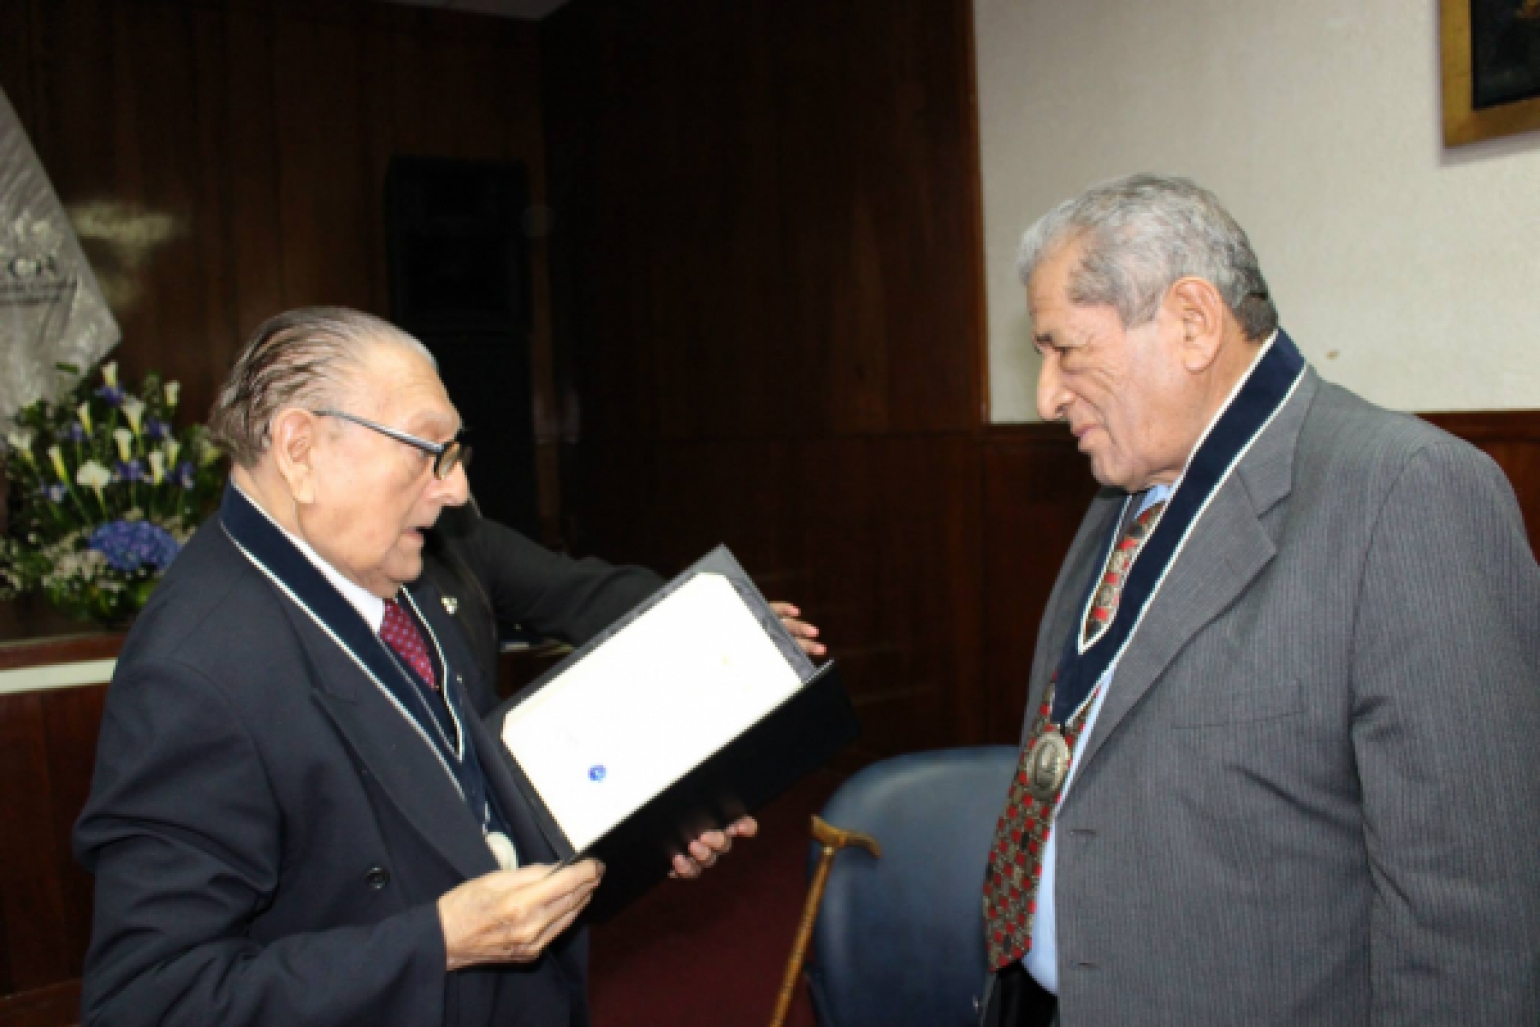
[441,596,459,615]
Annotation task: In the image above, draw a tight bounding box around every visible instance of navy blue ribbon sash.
[219,486,508,836]
[1049,330,1306,726]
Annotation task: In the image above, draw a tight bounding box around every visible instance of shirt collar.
[232,483,388,632]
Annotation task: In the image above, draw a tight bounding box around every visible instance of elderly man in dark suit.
[979,174,1540,1026]
[75,307,818,1026]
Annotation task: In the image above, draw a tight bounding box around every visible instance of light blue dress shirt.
[1025,483,1172,994]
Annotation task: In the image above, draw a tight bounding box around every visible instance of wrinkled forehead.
[340,341,460,434]
[1027,237,1086,308]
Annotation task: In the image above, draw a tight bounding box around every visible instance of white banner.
[0,86,119,423]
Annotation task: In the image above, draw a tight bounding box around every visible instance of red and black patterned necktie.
[981,498,1167,969]
[381,598,437,690]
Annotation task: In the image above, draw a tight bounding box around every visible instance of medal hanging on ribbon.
[982,330,1306,970]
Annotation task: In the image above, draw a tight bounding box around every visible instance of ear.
[269,408,321,504]
[1165,277,1226,374]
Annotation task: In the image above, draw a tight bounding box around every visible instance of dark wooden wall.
[543,0,993,760]
[0,0,564,534]
[0,0,558,1016]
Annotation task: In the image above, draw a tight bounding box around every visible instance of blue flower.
[115,459,145,483]
[145,418,171,441]
[88,520,180,574]
[96,385,125,406]
[174,461,196,490]
[45,483,66,503]
[65,422,87,443]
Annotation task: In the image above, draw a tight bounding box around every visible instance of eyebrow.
[406,414,463,443]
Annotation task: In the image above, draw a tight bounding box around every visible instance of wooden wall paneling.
[357,11,418,319]
[702,1,795,443]
[1483,439,1540,554]
[0,695,72,997]
[113,0,223,416]
[1421,410,1540,554]
[981,427,1099,742]
[223,4,286,349]
[795,434,983,758]
[271,5,372,313]
[845,0,981,436]
[771,1,888,439]
[543,0,989,764]
[38,686,108,983]
[30,0,120,351]
[0,979,80,1027]
[409,14,566,538]
[557,438,662,565]
[188,5,241,416]
[541,2,660,445]
[653,439,803,588]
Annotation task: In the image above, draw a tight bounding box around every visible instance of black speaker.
[386,157,540,538]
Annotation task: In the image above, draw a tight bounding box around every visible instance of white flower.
[6,430,34,461]
[121,396,145,434]
[147,451,165,484]
[164,439,181,466]
[47,445,68,481]
[101,361,118,389]
[113,427,134,462]
[76,459,111,493]
[77,402,93,434]
[164,381,180,407]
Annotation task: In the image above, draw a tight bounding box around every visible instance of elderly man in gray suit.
[979,174,1540,1027]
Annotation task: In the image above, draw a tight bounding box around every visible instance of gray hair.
[1017,173,1278,341]
[208,307,434,468]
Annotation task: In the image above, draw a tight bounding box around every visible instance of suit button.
[364,865,390,890]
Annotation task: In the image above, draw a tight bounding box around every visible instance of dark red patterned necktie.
[381,599,437,690]
[981,498,1167,969]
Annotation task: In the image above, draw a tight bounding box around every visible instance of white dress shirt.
[234,484,388,631]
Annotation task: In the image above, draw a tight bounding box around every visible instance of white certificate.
[500,571,803,853]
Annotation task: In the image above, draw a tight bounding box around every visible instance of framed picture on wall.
[1442,0,1540,145]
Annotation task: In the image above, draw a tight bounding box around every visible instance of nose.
[1037,354,1071,422]
[429,462,471,506]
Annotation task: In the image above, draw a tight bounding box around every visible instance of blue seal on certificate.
[589,765,607,782]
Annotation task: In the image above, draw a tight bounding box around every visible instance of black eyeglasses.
[312,409,471,479]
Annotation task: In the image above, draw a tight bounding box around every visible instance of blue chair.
[796,746,1020,1027]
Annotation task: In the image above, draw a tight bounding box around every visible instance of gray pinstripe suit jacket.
[1025,369,1540,1026]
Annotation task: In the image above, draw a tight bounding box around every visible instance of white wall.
[976,0,1540,422]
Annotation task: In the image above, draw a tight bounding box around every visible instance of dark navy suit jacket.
[75,501,660,1027]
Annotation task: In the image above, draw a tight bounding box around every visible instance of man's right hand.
[437,860,603,971]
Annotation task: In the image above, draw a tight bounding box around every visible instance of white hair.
[1017,173,1278,341]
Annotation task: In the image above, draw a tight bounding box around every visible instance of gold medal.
[1025,729,1072,802]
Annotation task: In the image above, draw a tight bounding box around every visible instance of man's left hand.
[671,817,758,879]
[771,601,826,658]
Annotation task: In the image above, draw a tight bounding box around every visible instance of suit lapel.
[412,577,563,865]
[292,603,498,882]
[220,486,500,881]
[1069,370,1319,775]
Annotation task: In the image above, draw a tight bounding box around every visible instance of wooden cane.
[768,815,882,1027]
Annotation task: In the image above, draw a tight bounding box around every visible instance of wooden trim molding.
[0,660,117,697]
[1420,408,1540,442]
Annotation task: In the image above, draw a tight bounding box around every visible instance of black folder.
[491,546,859,920]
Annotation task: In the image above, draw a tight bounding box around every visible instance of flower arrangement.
[0,361,225,626]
